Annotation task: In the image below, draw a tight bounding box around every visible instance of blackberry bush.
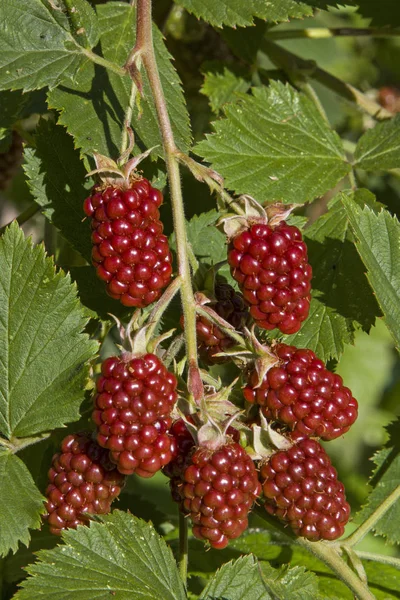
[243,343,358,441]
[261,438,350,541]
[84,178,173,308]
[2,1,400,599]
[43,432,125,536]
[227,219,312,334]
[92,353,178,477]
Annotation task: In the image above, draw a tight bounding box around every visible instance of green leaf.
[0,0,89,91]
[201,64,250,114]
[23,119,93,262]
[278,190,381,362]
[199,554,269,600]
[48,2,191,158]
[0,449,44,557]
[356,419,400,544]
[343,198,400,352]
[259,563,320,600]
[354,114,400,172]
[15,512,187,600]
[62,0,100,48]
[0,222,97,439]
[175,210,227,265]
[195,82,350,204]
[173,0,350,28]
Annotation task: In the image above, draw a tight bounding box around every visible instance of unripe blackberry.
[191,283,248,364]
[0,131,23,190]
[83,179,173,308]
[243,343,358,441]
[378,86,400,113]
[261,438,350,541]
[172,440,261,549]
[43,432,125,536]
[227,222,312,334]
[92,353,178,477]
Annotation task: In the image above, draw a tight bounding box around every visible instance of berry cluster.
[43,432,125,535]
[243,343,358,441]
[169,436,261,549]
[92,353,178,477]
[228,222,312,335]
[261,439,350,541]
[83,179,172,308]
[194,282,248,364]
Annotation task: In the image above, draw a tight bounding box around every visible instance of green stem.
[261,39,393,121]
[80,47,127,77]
[355,551,400,570]
[266,27,400,41]
[163,333,185,368]
[195,305,248,347]
[345,485,400,547]
[120,81,138,156]
[295,538,376,600]
[178,511,188,588]
[145,276,182,342]
[0,203,40,236]
[255,508,376,600]
[133,0,203,402]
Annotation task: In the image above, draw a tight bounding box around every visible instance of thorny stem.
[130,0,203,402]
[266,27,400,41]
[178,511,188,588]
[261,39,393,121]
[344,484,400,547]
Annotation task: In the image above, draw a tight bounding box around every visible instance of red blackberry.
[227,221,312,334]
[261,438,350,541]
[43,432,125,536]
[378,86,400,113]
[188,283,248,364]
[83,178,173,308]
[172,440,261,549]
[92,353,178,477]
[0,131,23,190]
[243,343,358,441]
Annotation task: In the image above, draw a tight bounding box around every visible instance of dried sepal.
[252,411,292,460]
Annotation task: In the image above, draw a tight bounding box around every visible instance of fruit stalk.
[132,0,202,402]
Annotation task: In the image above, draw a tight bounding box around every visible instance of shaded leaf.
[195,82,350,204]
[23,119,93,262]
[354,114,400,172]
[48,2,191,158]
[0,223,97,439]
[201,63,250,114]
[355,419,400,544]
[0,449,44,557]
[15,511,187,600]
[259,562,320,600]
[278,190,381,361]
[343,198,400,352]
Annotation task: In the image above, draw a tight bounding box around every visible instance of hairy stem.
[345,484,400,547]
[261,39,392,120]
[178,511,188,588]
[266,27,400,41]
[120,82,138,156]
[255,508,376,600]
[132,0,202,401]
[145,276,182,342]
[195,305,248,347]
[355,551,400,570]
[80,47,127,77]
